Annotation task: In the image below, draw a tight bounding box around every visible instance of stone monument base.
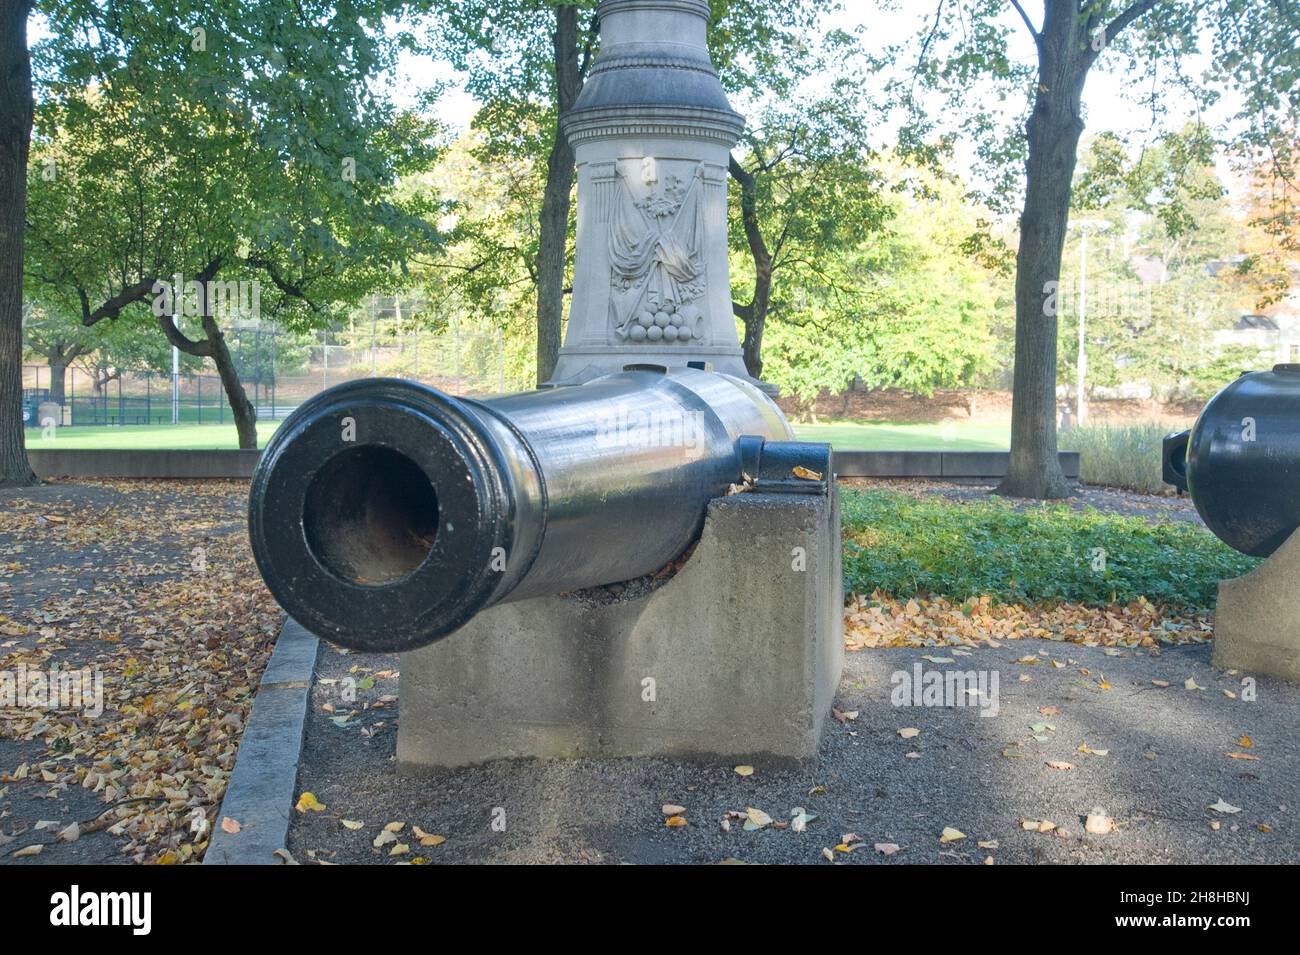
[398,490,843,769]
[1213,527,1300,682]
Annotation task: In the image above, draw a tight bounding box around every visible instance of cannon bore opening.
[302,445,439,586]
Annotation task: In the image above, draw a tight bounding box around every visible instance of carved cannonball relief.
[664,325,679,341]
[647,325,664,341]
[654,311,671,327]
[630,324,648,341]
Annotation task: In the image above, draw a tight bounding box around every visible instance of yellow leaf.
[734,765,754,777]
[1238,734,1254,748]
[792,465,822,481]
[898,727,921,739]
[665,815,688,828]
[341,819,365,830]
[295,792,326,813]
[939,827,965,844]
[389,843,410,857]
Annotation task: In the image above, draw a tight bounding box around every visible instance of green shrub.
[841,489,1256,610]
[1058,422,1184,494]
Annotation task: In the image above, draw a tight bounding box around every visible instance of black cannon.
[1163,363,1300,557]
[248,367,831,652]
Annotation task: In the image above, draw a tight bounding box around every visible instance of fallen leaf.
[662,804,687,816]
[1184,677,1203,691]
[665,815,688,828]
[220,817,241,834]
[744,807,772,829]
[12,844,42,857]
[1046,760,1075,771]
[939,827,965,844]
[898,727,921,739]
[1208,799,1241,814]
[1224,752,1259,761]
[977,839,999,849]
[1237,734,1254,749]
[1085,809,1115,835]
[295,792,326,813]
[734,765,754,777]
[341,820,365,830]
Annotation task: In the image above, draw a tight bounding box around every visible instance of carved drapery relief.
[606,157,708,345]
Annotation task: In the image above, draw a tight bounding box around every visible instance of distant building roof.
[1235,314,1279,331]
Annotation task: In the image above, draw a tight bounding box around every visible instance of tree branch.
[1008,0,1039,41]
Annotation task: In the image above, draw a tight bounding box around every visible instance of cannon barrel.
[248,367,828,651]
[1163,363,1300,557]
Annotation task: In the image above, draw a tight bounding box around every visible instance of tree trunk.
[995,2,1089,500]
[203,315,258,450]
[534,4,584,386]
[729,155,772,379]
[48,357,67,405]
[154,260,258,449]
[0,2,35,487]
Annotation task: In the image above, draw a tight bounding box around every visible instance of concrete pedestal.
[1213,527,1300,682]
[398,490,843,768]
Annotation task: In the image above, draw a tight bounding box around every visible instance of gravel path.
[287,638,1297,865]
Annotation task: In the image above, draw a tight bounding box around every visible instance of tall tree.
[889,0,1300,498]
[0,1,35,486]
[26,0,440,448]
[727,30,894,379]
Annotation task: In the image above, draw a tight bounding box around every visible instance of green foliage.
[1059,423,1183,495]
[840,488,1257,609]
[757,169,1000,400]
[27,0,441,333]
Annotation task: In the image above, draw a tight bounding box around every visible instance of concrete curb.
[204,618,318,865]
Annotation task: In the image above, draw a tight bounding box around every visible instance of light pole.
[1068,218,1109,428]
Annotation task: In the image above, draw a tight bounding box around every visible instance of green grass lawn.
[791,420,1009,451]
[25,422,284,450]
[27,418,1008,451]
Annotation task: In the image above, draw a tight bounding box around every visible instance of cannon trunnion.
[248,367,830,653]
[1164,364,1300,557]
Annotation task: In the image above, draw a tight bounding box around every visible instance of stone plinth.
[397,490,844,768]
[1213,527,1300,683]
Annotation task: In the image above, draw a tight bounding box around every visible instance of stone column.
[547,0,764,389]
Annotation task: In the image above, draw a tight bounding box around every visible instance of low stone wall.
[834,451,1080,480]
[30,449,262,479]
[29,448,1080,482]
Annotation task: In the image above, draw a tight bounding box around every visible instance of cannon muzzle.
[249,367,826,651]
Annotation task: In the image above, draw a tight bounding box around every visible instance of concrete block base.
[1214,528,1300,683]
[398,490,844,769]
